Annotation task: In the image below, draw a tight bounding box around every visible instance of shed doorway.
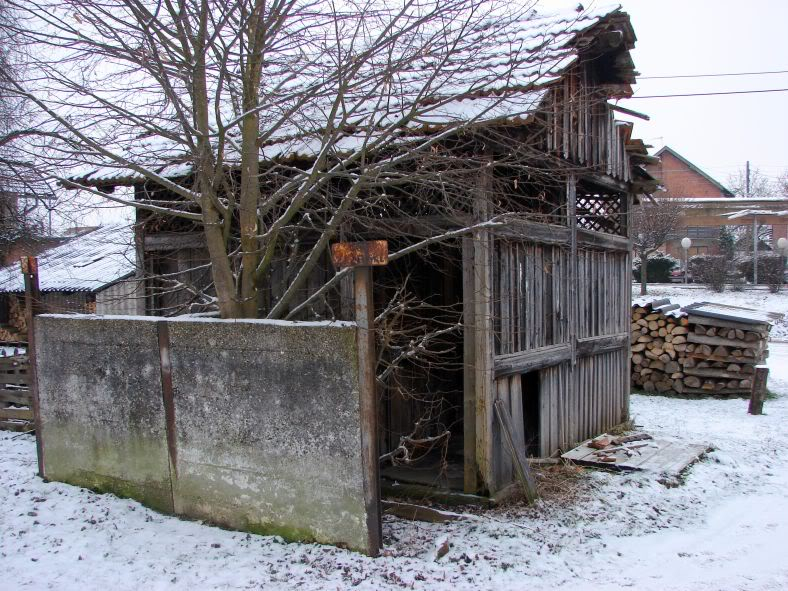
[377,242,466,492]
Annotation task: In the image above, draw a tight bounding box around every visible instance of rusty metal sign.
[20,256,38,274]
[330,240,388,268]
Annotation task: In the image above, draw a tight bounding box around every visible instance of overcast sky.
[581,0,788,191]
[66,0,788,229]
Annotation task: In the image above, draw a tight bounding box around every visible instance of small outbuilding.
[66,7,657,499]
[0,224,141,340]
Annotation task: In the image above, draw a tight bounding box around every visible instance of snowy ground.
[3,347,788,590]
[633,283,788,339]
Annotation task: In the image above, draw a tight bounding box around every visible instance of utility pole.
[753,215,758,285]
[746,161,751,198]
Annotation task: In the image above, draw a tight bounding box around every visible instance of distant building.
[645,146,787,257]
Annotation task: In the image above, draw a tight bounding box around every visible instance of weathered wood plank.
[474,156,496,494]
[494,399,538,504]
[0,407,33,420]
[0,390,31,405]
[576,333,628,357]
[494,344,572,378]
[688,332,765,351]
[686,314,770,332]
[462,237,478,494]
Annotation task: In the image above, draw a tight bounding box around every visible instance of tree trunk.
[640,251,649,295]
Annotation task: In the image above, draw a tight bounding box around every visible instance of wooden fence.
[0,352,33,432]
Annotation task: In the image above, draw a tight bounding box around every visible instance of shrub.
[688,254,727,291]
[736,254,784,291]
[632,252,678,283]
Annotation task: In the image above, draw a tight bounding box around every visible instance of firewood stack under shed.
[630,298,778,396]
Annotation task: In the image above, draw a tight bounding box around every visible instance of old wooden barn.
[68,7,657,498]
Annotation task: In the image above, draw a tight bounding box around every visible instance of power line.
[628,88,788,99]
[639,69,788,80]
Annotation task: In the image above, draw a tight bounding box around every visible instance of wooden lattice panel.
[575,195,625,236]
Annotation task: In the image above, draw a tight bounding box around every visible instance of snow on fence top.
[0,224,135,293]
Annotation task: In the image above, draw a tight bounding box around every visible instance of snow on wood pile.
[0,224,135,293]
[631,298,773,396]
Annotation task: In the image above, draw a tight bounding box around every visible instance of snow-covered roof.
[68,4,632,186]
[0,224,136,293]
[723,209,788,220]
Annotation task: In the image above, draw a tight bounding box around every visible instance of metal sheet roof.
[682,302,782,326]
[0,224,136,293]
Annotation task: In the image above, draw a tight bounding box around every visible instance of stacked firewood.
[630,299,768,395]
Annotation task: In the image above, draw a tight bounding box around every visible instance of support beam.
[473,156,496,494]
[462,237,478,493]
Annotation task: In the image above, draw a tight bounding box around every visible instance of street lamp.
[681,237,692,284]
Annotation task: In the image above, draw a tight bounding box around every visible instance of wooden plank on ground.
[382,501,466,523]
[561,434,708,478]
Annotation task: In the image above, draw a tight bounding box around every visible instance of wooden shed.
[68,7,657,497]
[0,224,142,340]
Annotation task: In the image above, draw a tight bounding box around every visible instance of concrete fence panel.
[34,315,377,554]
[35,316,173,513]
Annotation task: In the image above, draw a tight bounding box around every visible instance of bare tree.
[631,198,685,295]
[727,166,775,198]
[0,0,53,258]
[0,0,600,319]
[777,170,788,197]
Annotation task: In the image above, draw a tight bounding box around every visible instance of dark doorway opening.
[521,370,541,457]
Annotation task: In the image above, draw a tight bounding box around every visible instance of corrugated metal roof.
[0,224,136,293]
[682,302,783,326]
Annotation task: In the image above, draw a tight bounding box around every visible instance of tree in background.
[719,226,736,261]
[0,0,50,259]
[727,166,788,198]
[631,199,685,295]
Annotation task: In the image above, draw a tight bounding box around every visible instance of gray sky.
[544,0,788,190]
[611,0,787,190]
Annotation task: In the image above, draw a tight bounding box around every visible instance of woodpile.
[630,299,769,396]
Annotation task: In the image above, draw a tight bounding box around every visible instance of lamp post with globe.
[681,237,692,284]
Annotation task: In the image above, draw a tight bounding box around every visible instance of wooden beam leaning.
[494,399,538,504]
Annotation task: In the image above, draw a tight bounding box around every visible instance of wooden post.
[748,365,769,415]
[21,256,45,478]
[330,240,386,556]
[461,236,478,493]
[473,156,495,494]
[354,265,381,556]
